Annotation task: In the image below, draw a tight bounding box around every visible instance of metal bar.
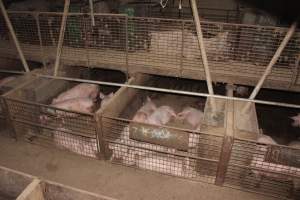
[53,0,70,76]
[242,21,298,113]
[102,115,224,138]
[89,0,95,26]
[35,13,47,68]
[190,0,216,111]
[0,70,26,74]
[0,0,30,72]
[36,74,300,110]
[105,138,220,163]
[179,20,184,77]
[125,16,129,80]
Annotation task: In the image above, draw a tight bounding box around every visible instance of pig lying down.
[52,83,99,104]
[110,97,205,177]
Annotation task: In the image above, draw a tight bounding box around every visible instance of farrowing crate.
[101,74,227,183]
[0,71,39,136]
[4,67,126,159]
[223,101,300,199]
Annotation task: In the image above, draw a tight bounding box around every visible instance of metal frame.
[0,11,299,92]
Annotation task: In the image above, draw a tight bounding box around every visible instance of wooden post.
[0,0,30,72]
[242,21,298,113]
[215,83,234,186]
[190,0,216,112]
[53,0,70,76]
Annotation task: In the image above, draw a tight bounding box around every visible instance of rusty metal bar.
[53,0,70,76]
[0,0,30,72]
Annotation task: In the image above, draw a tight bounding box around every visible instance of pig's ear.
[99,92,105,99]
[108,92,114,98]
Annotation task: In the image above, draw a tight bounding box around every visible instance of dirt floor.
[0,134,277,200]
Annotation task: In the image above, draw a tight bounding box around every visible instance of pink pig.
[132,96,157,123]
[291,114,300,127]
[177,107,204,129]
[52,83,99,104]
[147,106,176,126]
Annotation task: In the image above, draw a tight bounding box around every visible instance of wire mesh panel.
[5,77,98,158]
[87,14,127,68]
[0,12,299,90]
[4,67,126,158]
[102,74,225,183]
[224,138,300,199]
[149,6,241,23]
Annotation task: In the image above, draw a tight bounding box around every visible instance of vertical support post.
[0,0,30,72]
[89,0,95,26]
[179,20,184,77]
[35,13,47,68]
[53,0,70,76]
[242,21,298,113]
[125,16,129,80]
[215,83,234,186]
[190,0,216,112]
[95,113,109,160]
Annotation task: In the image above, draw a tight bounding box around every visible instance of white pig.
[177,107,204,151]
[147,106,176,126]
[132,96,157,123]
[99,92,114,108]
[177,107,204,129]
[291,114,300,127]
[52,83,99,104]
[51,98,95,114]
[40,98,95,123]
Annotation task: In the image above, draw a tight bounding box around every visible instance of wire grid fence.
[224,138,300,199]
[0,12,299,86]
[149,7,241,23]
[103,117,223,183]
[101,75,225,183]
[4,77,99,158]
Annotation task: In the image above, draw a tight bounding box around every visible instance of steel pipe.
[190,0,216,111]
[242,21,298,113]
[53,0,70,76]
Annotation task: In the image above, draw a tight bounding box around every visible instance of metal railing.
[0,11,299,90]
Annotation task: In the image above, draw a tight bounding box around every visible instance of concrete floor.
[0,135,276,200]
